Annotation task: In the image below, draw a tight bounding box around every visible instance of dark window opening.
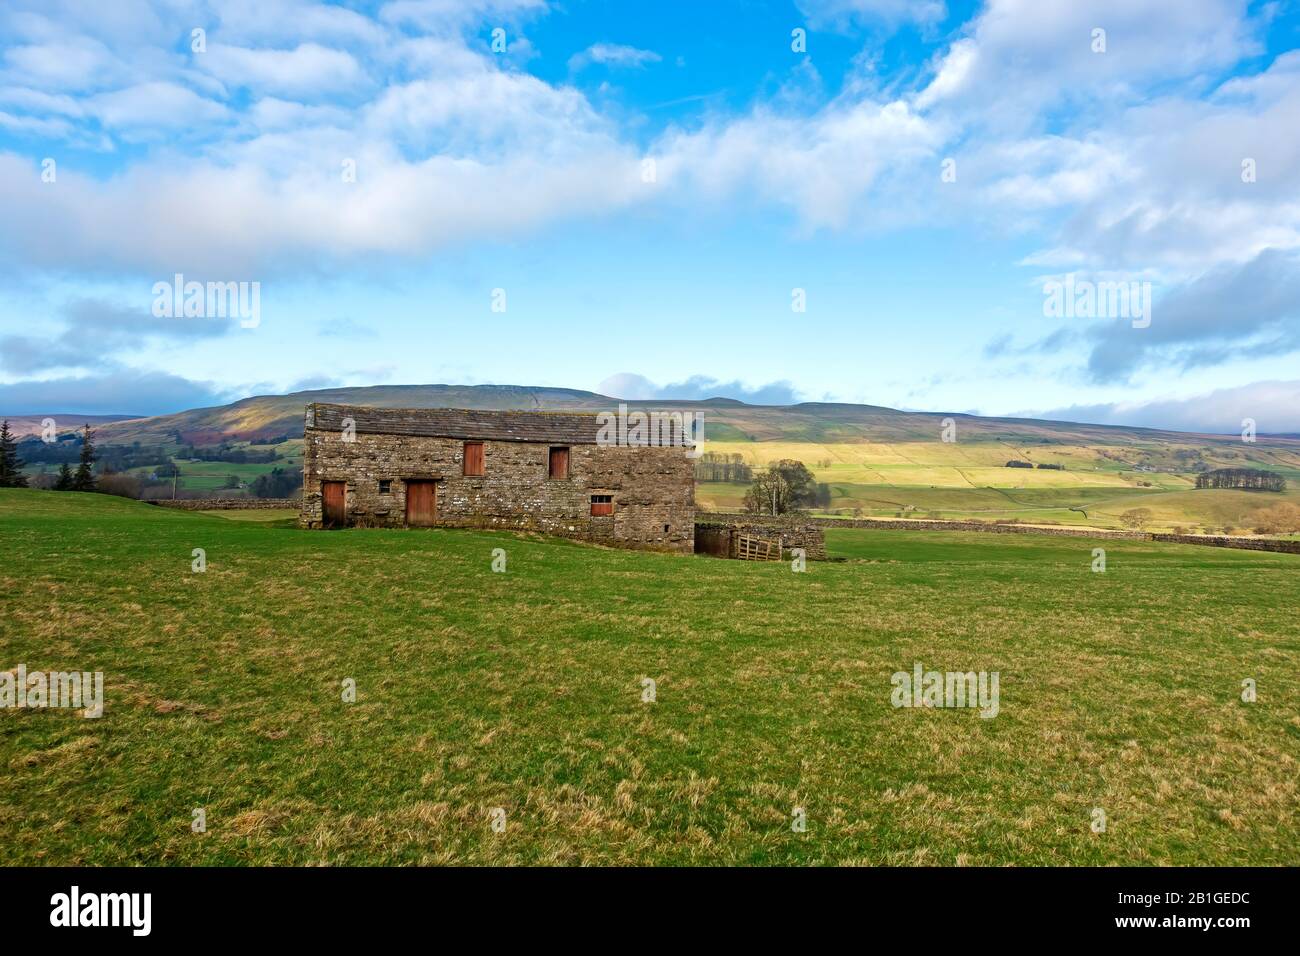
[663,524,670,533]
[591,494,613,516]
[549,446,569,480]
[463,441,485,477]
[378,479,392,494]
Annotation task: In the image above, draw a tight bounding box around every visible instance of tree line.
[2,420,300,499]
[0,421,98,491]
[1194,468,1286,492]
[175,444,279,464]
[693,452,753,483]
[17,436,169,470]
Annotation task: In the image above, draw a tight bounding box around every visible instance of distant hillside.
[3,414,142,439]
[13,383,1298,534]
[75,382,1300,451]
[90,385,615,445]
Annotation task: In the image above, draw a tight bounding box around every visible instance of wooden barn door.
[548,446,569,479]
[405,480,437,527]
[321,481,346,528]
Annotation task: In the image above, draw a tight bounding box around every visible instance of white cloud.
[796,0,947,30]
[913,38,974,110]
[657,97,943,231]
[378,0,549,31]
[248,97,350,131]
[0,110,77,139]
[1027,379,1300,434]
[995,54,1300,275]
[0,369,233,416]
[0,85,87,117]
[915,0,1258,123]
[978,136,1133,209]
[210,0,388,47]
[197,43,367,98]
[596,373,802,405]
[363,65,612,157]
[89,82,229,129]
[568,43,661,72]
[4,37,128,91]
[0,146,644,275]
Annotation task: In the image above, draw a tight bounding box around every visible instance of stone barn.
[299,403,696,552]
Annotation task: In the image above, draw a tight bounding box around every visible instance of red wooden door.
[463,442,485,476]
[322,481,346,528]
[405,481,436,527]
[549,446,569,479]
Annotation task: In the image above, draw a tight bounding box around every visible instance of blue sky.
[1,0,1299,432]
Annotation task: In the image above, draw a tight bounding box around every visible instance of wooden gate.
[735,534,781,561]
[405,480,437,527]
[322,481,346,528]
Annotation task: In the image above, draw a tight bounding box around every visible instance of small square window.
[590,494,613,516]
[378,480,392,494]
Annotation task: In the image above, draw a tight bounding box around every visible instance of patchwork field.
[696,440,1300,533]
[2,489,1296,865]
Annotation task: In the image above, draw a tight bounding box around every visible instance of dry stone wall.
[150,498,299,510]
[706,513,1300,555]
[694,514,827,559]
[800,516,1149,540]
[1148,533,1300,554]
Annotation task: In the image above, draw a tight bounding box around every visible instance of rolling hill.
[12,384,1300,533]
[3,413,141,439]
[73,382,1300,454]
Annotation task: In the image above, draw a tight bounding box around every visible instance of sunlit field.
[695,440,1300,533]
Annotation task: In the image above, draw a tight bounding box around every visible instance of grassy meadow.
[1,489,1296,865]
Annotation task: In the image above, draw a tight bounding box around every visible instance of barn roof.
[306,402,610,444]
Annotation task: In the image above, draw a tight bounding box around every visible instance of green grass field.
[1,489,1296,865]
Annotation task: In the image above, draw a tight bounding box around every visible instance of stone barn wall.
[300,404,695,553]
[694,514,827,560]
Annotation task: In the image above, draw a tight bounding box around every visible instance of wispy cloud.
[0,297,236,374]
[0,370,233,417]
[568,42,661,72]
[597,373,802,405]
[796,0,948,31]
[1024,379,1300,434]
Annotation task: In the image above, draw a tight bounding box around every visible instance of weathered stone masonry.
[694,515,827,560]
[300,403,695,553]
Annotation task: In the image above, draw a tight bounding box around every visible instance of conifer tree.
[72,425,97,492]
[0,420,28,487]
